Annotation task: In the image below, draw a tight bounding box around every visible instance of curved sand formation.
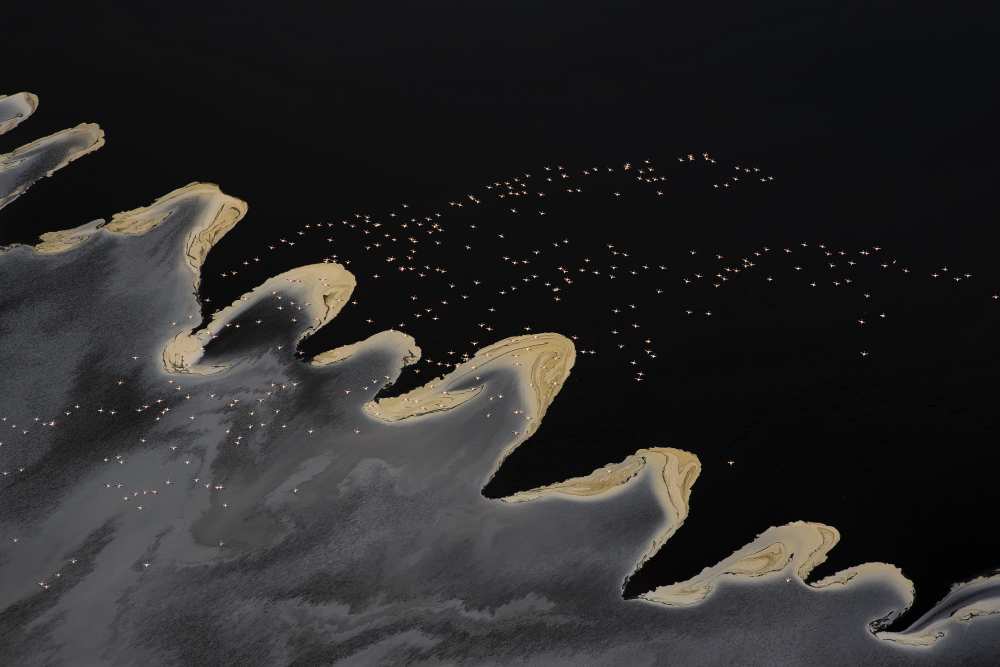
[363,332,575,432]
[641,521,915,614]
[0,91,38,135]
[0,123,104,210]
[31,182,247,268]
[104,182,248,285]
[506,447,702,580]
[880,574,1000,646]
[312,329,422,368]
[163,262,356,374]
[32,219,106,254]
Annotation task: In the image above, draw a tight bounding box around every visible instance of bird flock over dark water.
[205,152,990,388]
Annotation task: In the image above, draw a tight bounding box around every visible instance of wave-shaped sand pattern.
[0,122,104,210]
[163,262,355,375]
[0,92,38,136]
[642,521,914,610]
[881,574,1000,646]
[312,329,422,369]
[363,333,573,432]
[1,91,998,665]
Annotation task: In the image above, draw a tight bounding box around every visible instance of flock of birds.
[203,152,989,397]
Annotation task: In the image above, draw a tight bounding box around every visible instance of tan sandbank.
[33,219,106,254]
[162,262,356,375]
[312,329,422,368]
[880,573,1000,647]
[506,447,702,577]
[641,521,914,609]
[32,183,246,280]
[104,182,248,286]
[504,447,699,513]
[0,91,39,135]
[0,123,105,210]
[363,332,575,429]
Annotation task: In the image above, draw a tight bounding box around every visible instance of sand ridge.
[0,123,104,210]
[163,262,356,375]
[0,92,38,135]
[363,332,575,429]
